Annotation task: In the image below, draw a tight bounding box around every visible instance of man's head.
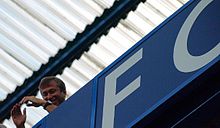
[38,76,66,106]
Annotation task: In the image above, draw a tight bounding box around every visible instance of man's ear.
[62,90,67,98]
[64,90,67,95]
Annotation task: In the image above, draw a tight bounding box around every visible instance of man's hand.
[11,103,26,128]
[20,96,46,107]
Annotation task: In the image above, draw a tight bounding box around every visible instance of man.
[11,76,67,128]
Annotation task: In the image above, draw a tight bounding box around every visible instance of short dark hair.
[38,76,66,94]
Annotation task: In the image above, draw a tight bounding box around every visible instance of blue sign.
[94,0,220,127]
[34,0,220,127]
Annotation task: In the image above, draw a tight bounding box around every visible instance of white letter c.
[174,0,220,73]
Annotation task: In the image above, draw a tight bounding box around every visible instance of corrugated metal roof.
[0,0,113,101]
[0,0,188,127]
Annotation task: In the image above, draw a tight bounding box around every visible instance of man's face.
[39,80,66,106]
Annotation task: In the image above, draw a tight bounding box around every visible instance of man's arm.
[20,96,57,112]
